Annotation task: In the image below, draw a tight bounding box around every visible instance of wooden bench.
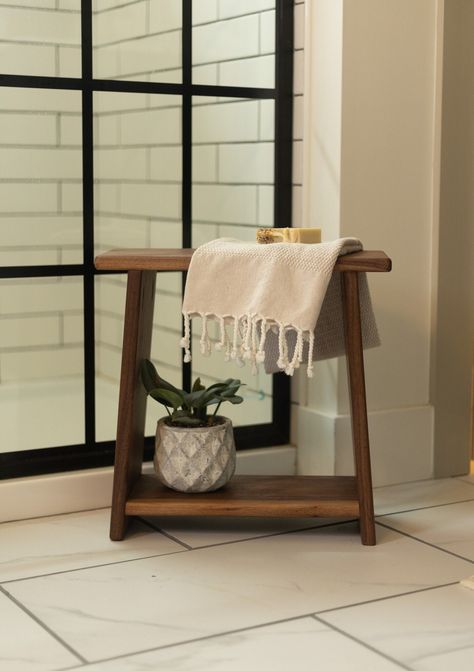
[95,248,392,545]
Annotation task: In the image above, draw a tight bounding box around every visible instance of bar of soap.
[257,227,322,244]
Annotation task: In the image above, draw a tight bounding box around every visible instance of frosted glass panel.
[0,277,84,452]
[192,96,275,425]
[193,1,275,88]
[93,0,181,83]
[95,273,182,442]
[0,88,83,266]
[0,1,81,77]
[94,90,182,441]
[94,92,182,256]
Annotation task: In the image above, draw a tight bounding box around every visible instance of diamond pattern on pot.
[154,418,236,493]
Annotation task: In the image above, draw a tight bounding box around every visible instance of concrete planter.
[154,416,236,493]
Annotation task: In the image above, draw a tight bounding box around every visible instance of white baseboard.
[296,404,434,486]
[0,446,296,524]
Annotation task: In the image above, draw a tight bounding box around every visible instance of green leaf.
[149,388,183,410]
[183,389,210,407]
[171,413,202,426]
[206,379,236,391]
[140,359,160,394]
[215,394,243,405]
[141,359,181,394]
[192,377,205,392]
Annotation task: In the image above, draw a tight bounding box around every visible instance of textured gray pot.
[154,416,236,493]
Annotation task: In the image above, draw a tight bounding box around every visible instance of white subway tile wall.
[0,2,81,78]
[0,277,85,450]
[0,1,304,450]
[93,0,182,82]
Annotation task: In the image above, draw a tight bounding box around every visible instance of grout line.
[0,584,88,664]
[137,517,193,550]
[52,582,457,670]
[457,477,474,487]
[56,614,318,669]
[0,518,355,586]
[375,495,474,518]
[0,506,110,528]
[314,581,458,616]
[0,546,187,586]
[375,521,474,564]
[312,614,413,671]
[183,518,359,551]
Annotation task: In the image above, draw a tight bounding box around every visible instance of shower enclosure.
[0,0,293,478]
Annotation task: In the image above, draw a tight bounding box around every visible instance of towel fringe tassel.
[181,312,316,378]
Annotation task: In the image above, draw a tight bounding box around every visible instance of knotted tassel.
[200,313,211,356]
[256,318,267,364]
[215,316,226,352]
[286,328,304,376]
[180,312,192,363]
[231,315,239,360]
[277,323,288,370]
[307,330,315,378]
[242,313,253,360]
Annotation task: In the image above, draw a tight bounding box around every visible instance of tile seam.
[375,495,474,518]
[312,614,413,671]
[376,520,474,565]
[0,584,88,664]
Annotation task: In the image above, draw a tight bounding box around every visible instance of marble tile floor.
[2,475,474,671]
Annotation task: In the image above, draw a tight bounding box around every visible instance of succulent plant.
[141,359,244,427]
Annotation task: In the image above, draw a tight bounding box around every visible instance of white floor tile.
[380,499,474,561]
[0,509,184,582]
[458,474,474,486]
[0,591,78,671]
[374,477,474,516]
[5,522,471,661]
[321,584,474,671]
[154,515,343,548]
[82,617,402,671]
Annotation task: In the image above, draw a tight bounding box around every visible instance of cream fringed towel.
[181,237,380,378]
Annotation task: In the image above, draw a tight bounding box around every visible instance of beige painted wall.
[432,0,474,475]
[297,0,464,485]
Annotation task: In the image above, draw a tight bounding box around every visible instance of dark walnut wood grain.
[109,270,156,541]
[95,248,392,273]
[341,272,376,545]
[125,474,360,518]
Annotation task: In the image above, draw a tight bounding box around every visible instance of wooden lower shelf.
[125,474,360,518]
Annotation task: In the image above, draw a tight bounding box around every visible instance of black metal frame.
[0,0,293,479]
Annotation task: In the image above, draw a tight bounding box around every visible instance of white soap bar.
[460,575,474,590]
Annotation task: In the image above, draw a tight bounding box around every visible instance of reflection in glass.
[94,92,182,256]
[93,0,181,83]
[95,273,183,442]
[0,88,83,266]
[94,91,182,441]
[193,2,275,88]
[0,277,84,452]
[192,96,275,425]
[0,2,81,77]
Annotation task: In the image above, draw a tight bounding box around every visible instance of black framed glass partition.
[0,0,293,479]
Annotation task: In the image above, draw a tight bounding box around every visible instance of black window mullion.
[81,0,96,449]
[181,0,192,393]
[271,0,294,443]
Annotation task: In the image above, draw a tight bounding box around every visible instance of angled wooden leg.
[341,271,376,546]
[110,270,156,541]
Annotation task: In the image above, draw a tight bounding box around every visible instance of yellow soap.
[257,227,321,244]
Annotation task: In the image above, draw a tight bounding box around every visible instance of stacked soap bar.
[257,227,322,244]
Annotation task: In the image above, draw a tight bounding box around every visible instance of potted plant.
[141,360,244,493]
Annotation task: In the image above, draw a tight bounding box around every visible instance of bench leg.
[110,270,156,541]
[342,271,376,546]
